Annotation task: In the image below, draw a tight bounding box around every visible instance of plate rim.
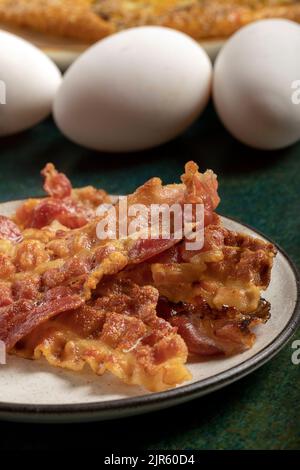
[0,214,299,419]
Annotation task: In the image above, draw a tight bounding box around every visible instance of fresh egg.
[0,30,61,137]
[54,26,212,152]
[213,19,300,150]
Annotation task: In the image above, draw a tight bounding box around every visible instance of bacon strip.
[0,287,83,351]
[14,280,190,392]
[42,163,72,199]
[15,163,109,229]
[28,198,94,229]
[118,223,276,311]
[181,161,220,225]
[157,296,271,356]
[0,215,23,243]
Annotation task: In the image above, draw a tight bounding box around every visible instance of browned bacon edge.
[157,296,271,356]
[0,287,84,351]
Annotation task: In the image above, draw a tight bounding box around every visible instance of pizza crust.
[159,2,300,40]
[0,0,114,42]
[0,1,299,42]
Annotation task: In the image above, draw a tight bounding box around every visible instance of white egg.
[0,30,62,137]
[54,26,212,152]
[213,19,300,150]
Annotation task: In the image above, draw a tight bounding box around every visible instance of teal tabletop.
[0,104,299,450]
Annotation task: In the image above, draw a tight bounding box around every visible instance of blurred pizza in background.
[0,0,300,43]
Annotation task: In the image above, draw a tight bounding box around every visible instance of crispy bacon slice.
[42,163,72,199]
[15,163,109,230]
[182,161,220,226]
[0,286,84,351]
[76,163,221,296]
[14,281,190,392]
[0,215,22,243]
[151,226,276,313]
[28,198,95,229]
[101,161,219,239]
[127,238,180,264]
[157,296,271,356]
[118,224,276,313]
[16,196,89,230]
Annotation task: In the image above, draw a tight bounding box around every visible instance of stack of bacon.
[0,162,276,391]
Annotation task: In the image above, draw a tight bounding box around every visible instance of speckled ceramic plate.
[0,200,299,423]
[0,24,224,69]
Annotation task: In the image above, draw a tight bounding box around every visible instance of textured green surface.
[0,104,299,450]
